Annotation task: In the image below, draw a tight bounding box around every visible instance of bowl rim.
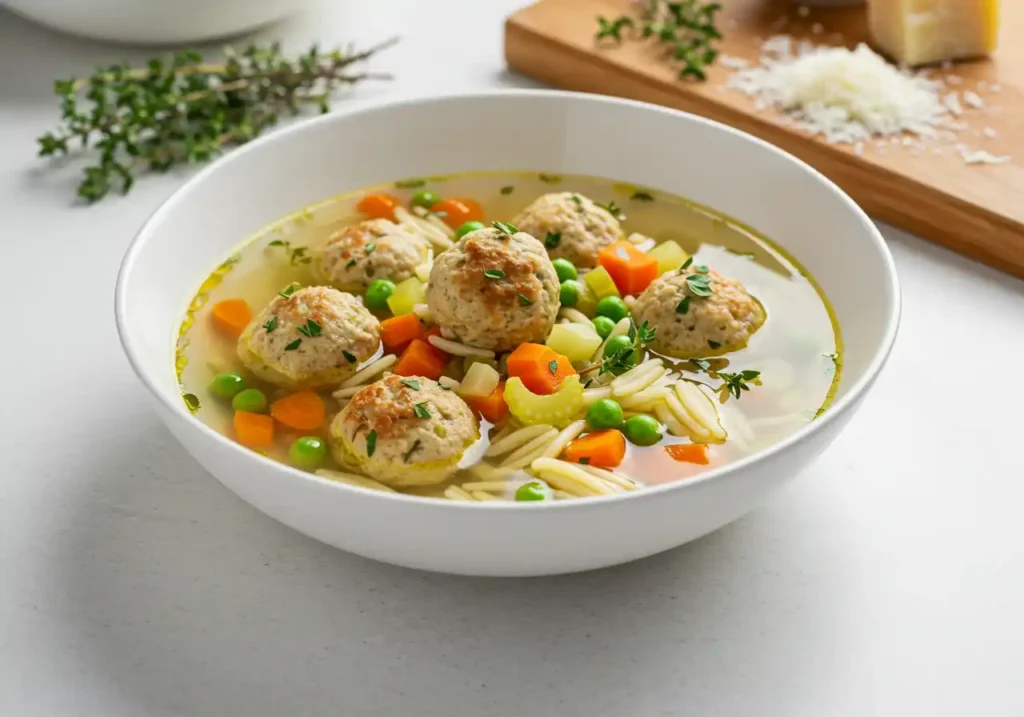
[115,88,901,512]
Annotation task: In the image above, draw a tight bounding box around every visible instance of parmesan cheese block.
[868,0,1000,67]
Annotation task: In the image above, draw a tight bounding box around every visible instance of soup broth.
[177,172,841,501]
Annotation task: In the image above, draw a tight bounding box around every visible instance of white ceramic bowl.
[116,91,899,577]
[0,0,310,44]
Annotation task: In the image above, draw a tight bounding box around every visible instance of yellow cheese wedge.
[868,0,999,67]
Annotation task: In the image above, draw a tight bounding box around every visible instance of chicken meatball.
[631,268,765,358]
[329,375,479,486]
[237,285,380,389]
[426,226,560,352]
[315,219,429,292]
[512,192,623,268]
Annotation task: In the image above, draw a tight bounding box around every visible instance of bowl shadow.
[50,411,850,716]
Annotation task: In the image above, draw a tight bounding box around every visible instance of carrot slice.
[563,430,626,468]
[665,443,710,465]
[431,198,484,229]
[380,313,427,353]
[211,299,252,339]
[506,343,575,395]
[465,380,509,424]
[393,339,447,380]
[598,241,659,296]
[357,193,401,220]
[270,391,326,431]
[234,411,274,449]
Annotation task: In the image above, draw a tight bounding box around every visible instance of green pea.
[552,258,578,282]
[232,388,267,413]
[411,189,440,209]
[515,482,548,502]
[592,315,616,339]
[559,280,581,307]
[455,220,486,239]
[365,279,396,310]
[290,436,327,470]
[623,414,662,446]
[603,334,635,360]
[595,296,629,322]
[587,398,624,430]
[209,372,246,399]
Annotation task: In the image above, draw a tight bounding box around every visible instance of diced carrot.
[465,380,509,424]
[357,193,401,220]
[234,411,274,449]
[598,241,659,296]
[380,313,427,353]
[431,198,484,229]
[506,343,575,395]
[665,443,710,465]
[393,339,447,380]
[270,391,326,431]
[563,430,626,468]
[211,298,251,339]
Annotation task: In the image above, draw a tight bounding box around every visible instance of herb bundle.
[38,38,397,202]
[596,0,723,81]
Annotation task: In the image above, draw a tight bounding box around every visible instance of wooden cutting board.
[505,0,1024,278]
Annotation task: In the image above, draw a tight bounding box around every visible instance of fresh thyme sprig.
[596,0,723,81]
[37,37,397,202]
[581,319,658,377]
[714,370,762,401]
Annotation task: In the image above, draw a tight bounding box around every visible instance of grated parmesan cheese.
[727,41,948,144]
[963,91,984,109]
[960,148,1011,165]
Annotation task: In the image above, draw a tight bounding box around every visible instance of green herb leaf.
[676,297,690,314]
[570,194,584,208]
[689,358,711,372]
[413,402,431,419]
[268,239,287,247]
[401,378,421,390]
[579,456,591,465]
[685,272,713,297]
[631,190,655,202]
[544,231,562,249]
[492,220,518,235]
[597,200,622,217]
[679,256,694,273]
[278,282,301,299]
[403,439,422,462]
[394,178,426,188]
[285,338,302,351]
[694,264,708,274]
[182,393,200,412]
[296,319,321,337]
[715,369,761,401]
[548,359,558,375]
[484,269,505,280]
[346,258,357,268]
[707,340,721,350]
[538,173,562,184]
[366,429,377,457]
[365,242,376,254]
[342,350,357,363]
[518,293,534,307]
[500,185,515,195]
[263,316,278,333]
[439,383,452,391]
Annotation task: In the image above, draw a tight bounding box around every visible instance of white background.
[1,2,1022,715]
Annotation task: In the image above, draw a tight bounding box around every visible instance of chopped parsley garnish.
[570,194,584,208]
[278,282,301,299]
[579,456,591,465]
[694,264,708,274]
[182,393,200,412]
[403,439,422,463]
[685,271,712,297]
[297,319,321,337]
[284,338,302,351]
[716,370,761,401]
[500,185,515,195]
[675,297,690,314]
[263,316,278,333]
[268,239,286,247]
[366,429,377,457]
[365,242,376,254]
[678,256,693,272]
[544,231,562,249]
[342,350,357,363]
[548,359,559,375]
[290,246,309,265]
[631,190,655,202]
[394,178,426,188]
[538,173,562,184]
[413,402,431,419]
[401,378,421,390]
[518,293,534,307]
[689,358,711,372]
[492,220,517,235]
[484,269,505,280]
[439,383,452,391]
[596,15,633,41]
[597,200,622,217]
[346,258,357,268]
[707,340,721,350]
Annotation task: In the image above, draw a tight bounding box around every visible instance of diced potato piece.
[575,279,598,317]
[546,323,603,363]
[647,240,688,275]
[458,361,500,398]
[583,266,620,300]
[386,277,426,316]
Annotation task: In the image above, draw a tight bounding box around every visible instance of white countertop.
[2,2,1022,715]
